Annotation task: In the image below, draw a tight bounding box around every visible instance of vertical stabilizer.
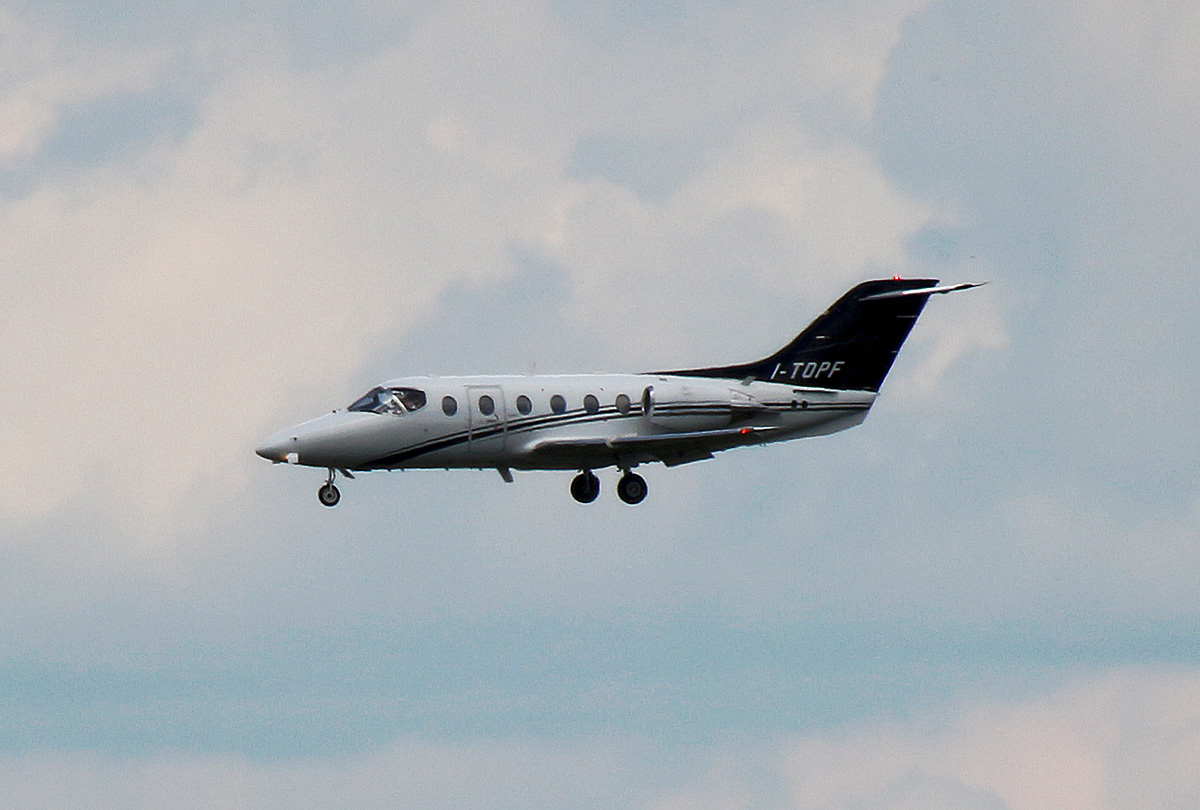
[665,278,944,391]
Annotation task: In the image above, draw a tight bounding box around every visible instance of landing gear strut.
[570,470,600,503]
[616,471,648,505]
[318,468,341,507]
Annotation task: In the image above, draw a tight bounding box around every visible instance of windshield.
[348,386,427,415]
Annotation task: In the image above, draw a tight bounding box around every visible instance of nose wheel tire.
[318,482,341,507]
[616,472,647,505]
[570,471,600,504]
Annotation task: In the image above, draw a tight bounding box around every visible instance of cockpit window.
[348,386,427,415]
[396,388,427,412]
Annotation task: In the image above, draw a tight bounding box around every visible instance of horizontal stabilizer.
[859,281,987,301]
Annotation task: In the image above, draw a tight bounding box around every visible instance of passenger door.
[465,385,506,452]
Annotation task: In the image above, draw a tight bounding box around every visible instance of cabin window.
[442,395,458,416]
[641,386,654,415]
[516,394,532,415]
[550,394,566,414]
[478,394,495,416]
[615,393,631,414]
[584,394,600,414]
[349,386,427,415]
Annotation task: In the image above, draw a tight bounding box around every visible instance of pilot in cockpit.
[348,387,426,415]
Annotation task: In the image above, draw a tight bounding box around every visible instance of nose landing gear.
[318,483,341,507]
[318,468,341,507]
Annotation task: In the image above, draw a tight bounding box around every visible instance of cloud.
[0,0,944,540]
[1,13,1199,810]
[0,8,169,164]
[0,1,566,534]
[847,0,1200,622]
[0,667,1196,809]
[792,667,1200,810]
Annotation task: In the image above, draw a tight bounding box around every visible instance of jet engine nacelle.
[641,381,733,431]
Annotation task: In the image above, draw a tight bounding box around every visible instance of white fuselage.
[256,373,876,473]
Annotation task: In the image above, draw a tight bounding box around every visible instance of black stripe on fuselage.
[357,399,868,470]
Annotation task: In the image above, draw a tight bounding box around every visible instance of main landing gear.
[570,470,600,503]
[616,471,647,505]
[570,470,647,504]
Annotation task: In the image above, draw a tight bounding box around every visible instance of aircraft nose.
[255,431,297,463]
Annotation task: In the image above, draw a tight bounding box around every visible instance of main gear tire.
[616,472,647,505]
[570,471,600,504]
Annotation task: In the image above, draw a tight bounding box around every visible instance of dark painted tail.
[666,278,948,392]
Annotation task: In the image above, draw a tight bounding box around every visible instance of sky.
[1,0,1199,807]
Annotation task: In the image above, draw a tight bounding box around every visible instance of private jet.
[256,277,983,506]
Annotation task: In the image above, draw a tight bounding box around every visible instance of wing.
[528,425,785,467]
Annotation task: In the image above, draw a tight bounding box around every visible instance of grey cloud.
[42,90,194,165]
[11,0,1200,791]
[568,133,707,203]
[868,774,1008,810]
[34,0,426,59]
[1,668,1198,809]
[906,224,966,266]
[875,0,1200,528]
[359,251,595,379]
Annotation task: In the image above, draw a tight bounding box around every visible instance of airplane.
[256,277,984,506]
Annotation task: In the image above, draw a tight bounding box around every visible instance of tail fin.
[667,278,980,391]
